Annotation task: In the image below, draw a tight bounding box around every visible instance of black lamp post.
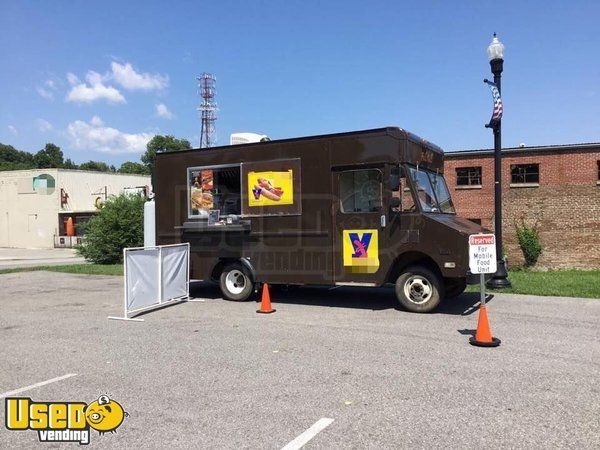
[486,33,511,289]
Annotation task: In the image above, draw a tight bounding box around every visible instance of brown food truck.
[155,127,484,312]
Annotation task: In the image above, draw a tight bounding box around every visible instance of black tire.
[219,263,253,301]
[394,265,444,313]
[445,278,467,299]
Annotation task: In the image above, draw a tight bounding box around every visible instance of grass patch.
[467,269,600,299]
[0,264,123,276]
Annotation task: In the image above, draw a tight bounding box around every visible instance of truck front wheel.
[219,263,253,301]
[394,265,443,313]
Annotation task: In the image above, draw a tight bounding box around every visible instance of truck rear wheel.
[394,265,443,313]
[219,263,253,301]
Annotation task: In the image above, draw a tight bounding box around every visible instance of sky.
[1,0,599,166]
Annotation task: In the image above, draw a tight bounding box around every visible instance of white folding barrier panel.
[109,243,196,321]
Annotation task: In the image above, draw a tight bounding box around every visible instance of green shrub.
[76,194,145,264]
[515,219,542,267]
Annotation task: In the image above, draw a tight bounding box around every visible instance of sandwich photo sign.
[189,169,214,216]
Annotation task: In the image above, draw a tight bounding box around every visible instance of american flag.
[484,79,503,122]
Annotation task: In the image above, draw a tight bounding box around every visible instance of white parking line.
[0,373,77,398]
[281,417,334,450]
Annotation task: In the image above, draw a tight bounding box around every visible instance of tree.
[119,161,149,175]
[63,158,78,169]
[76,194,145,264]
[0,143,23,163]
[141,135,191,173]
[34,143,64,168]
[0,143,36,170]
[515,219,543,267]
[79,160,111,172]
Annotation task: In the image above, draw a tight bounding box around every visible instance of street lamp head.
[487,33,505,61]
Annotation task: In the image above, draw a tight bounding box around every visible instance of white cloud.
[64,61,167,104]
[67,116,154,154]
[66,71,125,104]
[155,103,173,119]
[8,125,18,135]
[67,72,80,85]
[36,78,58,100]
[90,115,103,126]
[36,119,53,132]
[86,71,104,85]
[110,62,168,91]
[37,86,54,100]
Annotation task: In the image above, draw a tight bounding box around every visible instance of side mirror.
[390,174,400,191]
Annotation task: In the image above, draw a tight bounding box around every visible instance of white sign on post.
[469,234,497,274]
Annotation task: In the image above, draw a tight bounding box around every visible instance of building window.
[33,174,56,195]
[511,164,539,184]
[597,161,600,183]
[456,167,482,186]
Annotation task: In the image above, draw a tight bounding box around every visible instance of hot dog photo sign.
[247,170,294,207]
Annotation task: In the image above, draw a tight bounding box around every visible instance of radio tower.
[197,73,217,148]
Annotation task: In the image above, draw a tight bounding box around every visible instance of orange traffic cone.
[469,305,501,347]
[256,283,276,314]
[66,217,75,237]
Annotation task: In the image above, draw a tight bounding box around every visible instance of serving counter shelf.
[176,221,251,233]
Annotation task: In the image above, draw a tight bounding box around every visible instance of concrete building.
[444,143,600,269]
[0,169,150,248]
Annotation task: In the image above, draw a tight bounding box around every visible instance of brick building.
[444,143,600,269]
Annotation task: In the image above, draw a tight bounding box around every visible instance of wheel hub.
[225,270,246,295]
[404,275,432,304]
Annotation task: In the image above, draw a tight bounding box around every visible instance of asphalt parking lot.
[0,248,84,269]
[1,271,599,448]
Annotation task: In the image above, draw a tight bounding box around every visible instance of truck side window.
[390,167,401,212]
[400,175,416,212]
[339,169,382,213]
[409,168,438,212]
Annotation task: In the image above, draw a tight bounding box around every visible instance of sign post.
[468,234,501,347]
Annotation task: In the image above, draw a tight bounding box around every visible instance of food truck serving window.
[339,169,382,213]
[188,165,241,218]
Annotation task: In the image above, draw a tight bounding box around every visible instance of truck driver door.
[332,167,386,285]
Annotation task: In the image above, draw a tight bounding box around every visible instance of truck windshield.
[407,166,456,214]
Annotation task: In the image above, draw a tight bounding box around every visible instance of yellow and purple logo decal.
[342,229,379,274]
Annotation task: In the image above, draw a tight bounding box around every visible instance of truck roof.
[156,126,444,157]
